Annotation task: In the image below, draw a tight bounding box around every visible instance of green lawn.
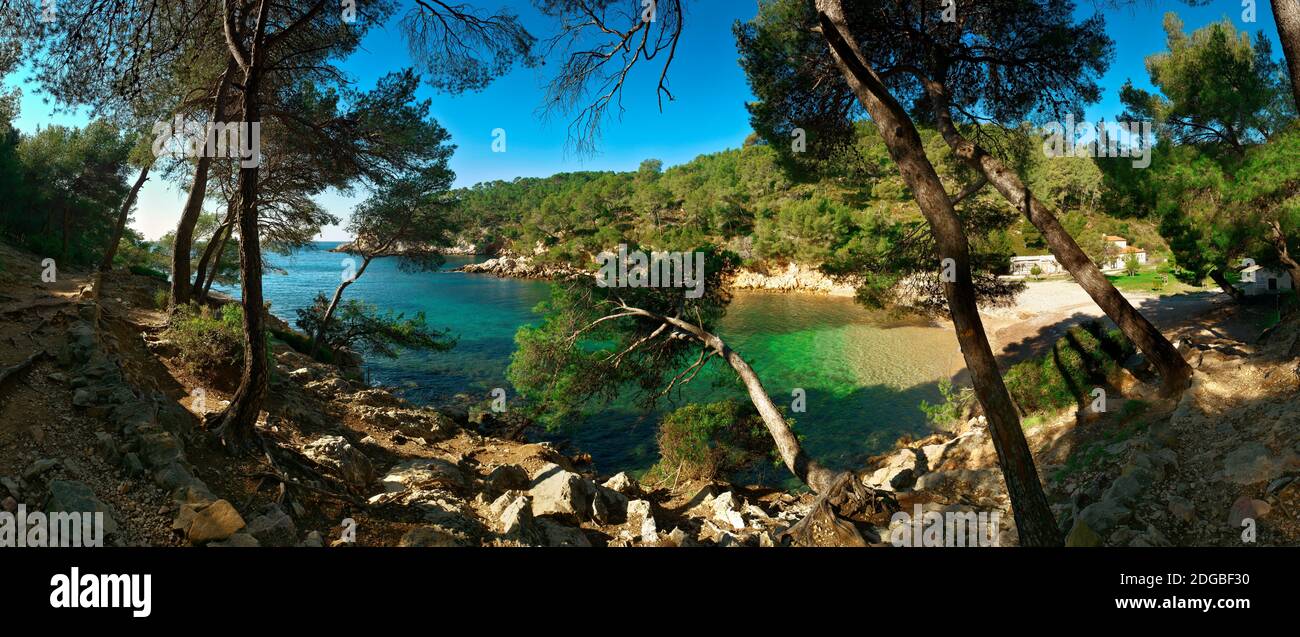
[1105,265,1198,294]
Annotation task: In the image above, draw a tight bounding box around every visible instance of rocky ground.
[3,239,1296,548]
[862,304,1300,547]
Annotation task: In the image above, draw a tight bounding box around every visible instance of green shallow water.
[220,243,963,483]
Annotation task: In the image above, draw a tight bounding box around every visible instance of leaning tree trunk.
[191,199,236,299]
[198,227,231,303]
[815,0,1060,546]
[925,82,1192,396]
[623,306,839,494]
[99,163,151,272]
[170,62,236,308]
[311,255,372,356]
[1209,268,1246,303]
[1272,0,1300,110]
[190,219,229,299]
[212,0,270,453]
[1267,220,1300,292]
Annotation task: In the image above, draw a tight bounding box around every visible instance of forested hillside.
[452,124,1170,278]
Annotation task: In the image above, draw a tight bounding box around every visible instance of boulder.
[174,499,245,544]
[1228,496,1271,527]
[23,458,60,481]
[495,494,543,544]
[864,449,926,491]
[1077,497,1131,536]
[536,518,591,547]
[527,463,595,522]
[303,436,374,490]
[46,480,119,536]
[625,499,657,543]
[601,472,640,496]
[485,464,529,494]
[381,458,466,493]
[244,504,298,547]
[1222,442,1283,485]
[710,491,747,530]
[137,430,184,468]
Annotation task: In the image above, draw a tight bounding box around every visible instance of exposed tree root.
[782,472,899,547]
[0,350,48,392]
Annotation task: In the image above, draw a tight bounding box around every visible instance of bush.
[647,400,776,484]
[130,264,168,281]
[918,378,973,428]
[1003,320,1134,416]
[162,303,244,384]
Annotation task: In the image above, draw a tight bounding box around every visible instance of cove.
[218,242,963,484]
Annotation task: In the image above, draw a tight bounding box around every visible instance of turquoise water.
[218,242,962,479]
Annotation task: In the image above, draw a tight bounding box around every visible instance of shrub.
[918,378,973,428]
[162,303,244,384]
[647,400,776,483]
[1003,320,1134,416]
[130,264,168,281]
[152,289,169,311]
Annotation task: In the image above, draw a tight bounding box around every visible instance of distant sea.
[218,241,963,484]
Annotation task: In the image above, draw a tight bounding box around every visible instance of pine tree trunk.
[311,256,370,356]
[1271,0,1300,110]
[170,62,235,308]
[623,306,839,494]
[1268,220,1300,293]
[99,164,151,273]
[212,0,270,453]
[815,0,1061,545]
[199,228,231,302]
[925,83,1192,396]
[1209,268,1245,303]
[191,200,234,298]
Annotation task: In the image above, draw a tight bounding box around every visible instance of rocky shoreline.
[457,253,859,296]
[6,240,1295,548]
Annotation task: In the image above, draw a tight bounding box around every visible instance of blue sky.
[2,0,1282,240]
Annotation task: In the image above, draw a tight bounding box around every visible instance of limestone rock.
[1222,442,1283,485]
[536,518,591,547]
[601,472,640,496]
[303,435,374,490]
[245,504,298,547]
[381,458,466,493]
[485,464,529,494]
[626,499,657,543]
[1228,496,1271,527]
[174,499,245,544]
[527,463,595,522]
[47,480,119,536]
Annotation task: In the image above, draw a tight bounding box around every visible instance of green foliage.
[294,293,456,359]
[507,246,739,432]
[1003,321,1135,415]
[646,401,776,484]
[162,304,245,383]
[1123,254,1141,276]
[918,378,974,429]
[0,120,133,265]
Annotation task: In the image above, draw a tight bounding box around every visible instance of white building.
[1009,254,1062,277]
[1240,264,1294,296]
[1102,235,1147,271]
